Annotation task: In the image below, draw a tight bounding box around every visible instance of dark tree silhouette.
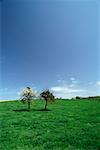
[40,90,55,110]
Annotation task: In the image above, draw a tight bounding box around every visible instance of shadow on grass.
[13,108,51,112]
[13,109,30,112]
[35,108,51,111]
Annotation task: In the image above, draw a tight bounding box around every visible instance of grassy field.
[0,99,100,150]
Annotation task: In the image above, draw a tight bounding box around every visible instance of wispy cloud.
[70,77,78,84]
[51,86,85,93]
[50,88,86,98]
[50,77,86,98]
[96,81,100,87]
[70,77,75,81]
[50,77,100,98]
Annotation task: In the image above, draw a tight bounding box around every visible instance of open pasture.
[0,99,100,150]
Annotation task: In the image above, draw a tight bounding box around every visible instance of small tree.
[20,87,36,110]
[40,90,55,110]
[76,96,81,100]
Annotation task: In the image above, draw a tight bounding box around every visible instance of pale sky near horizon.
[0,0,100,99]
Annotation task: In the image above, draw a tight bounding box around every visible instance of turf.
[0,99,100,150]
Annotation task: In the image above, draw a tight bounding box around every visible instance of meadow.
[0,99,100,150]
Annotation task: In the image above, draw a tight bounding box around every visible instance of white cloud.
[50,85,86,98]
[50,78,100,98]
[69,77,78,85]
[17,92,21,96]
[57,77,78,86]
[96,81,100,87]
[52,77,85,98]
[51,86,85,93]
[69,84,75,88]
[70,77,75,81]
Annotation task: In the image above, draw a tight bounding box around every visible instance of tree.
[40,90,55,110]
[76,96,81,100]
[20,87,36,110]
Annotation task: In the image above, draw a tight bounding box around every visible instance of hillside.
[0,100,100,150]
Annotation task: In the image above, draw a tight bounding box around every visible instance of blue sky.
[0,0,100,99]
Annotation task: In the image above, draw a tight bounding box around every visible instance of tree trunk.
[45,100,47,110]
[28,101,30,110]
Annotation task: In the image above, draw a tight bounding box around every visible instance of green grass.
[0,99,100,150]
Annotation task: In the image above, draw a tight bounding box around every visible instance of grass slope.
[0,100,100,150]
